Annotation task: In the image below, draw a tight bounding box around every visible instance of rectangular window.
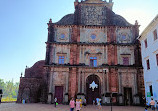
[90,57,97,67]
[153,29,158,41]
[123,57,129,65]
[59,56,64,64]
[144,39,148,48]
[149,85,153,96]
[146,59,150,70]
[156,54,158,66]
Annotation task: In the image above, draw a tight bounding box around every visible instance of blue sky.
[0,0,157,83]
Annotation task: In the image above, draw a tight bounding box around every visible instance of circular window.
[122,35,126,40]
[91,34,96,39]
[60,34,65,39]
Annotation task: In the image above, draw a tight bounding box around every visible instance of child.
[70,98,75,111]
[76,99,81,111]
[79,98,82,108]
[150,98,155,110]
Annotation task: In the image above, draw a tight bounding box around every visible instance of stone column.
[48,71,53,104]
[134,73,138,94]
[78,71,81,93]
[66,72,69,93]
[103,71,105,93]
[118,72,123,105]
[69,68,77,98]
[83,46,86,64]
[82,72,85,93]
[49,71,53,93]
[118,72,122,93]
[49,45,52,64]
[133,72,140,105]
[53,46,56,63]
[106,46,108,63]
[107,71,109,92]
[64,71,69,103]
[131,49,134,65]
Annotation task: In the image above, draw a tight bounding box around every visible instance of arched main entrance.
[86,74,101,104]
[22,88,30,103]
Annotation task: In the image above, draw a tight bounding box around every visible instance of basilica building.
[17,0,144,105]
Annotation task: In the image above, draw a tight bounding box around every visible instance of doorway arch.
[22,88,30,103]
[86,74,101,104]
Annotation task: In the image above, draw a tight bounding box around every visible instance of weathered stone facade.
[17,0,144,105]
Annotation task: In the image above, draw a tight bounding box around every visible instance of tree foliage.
[0,79,19,99]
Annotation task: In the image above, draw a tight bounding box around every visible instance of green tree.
[0,79,5,94]
[0,78,19,99]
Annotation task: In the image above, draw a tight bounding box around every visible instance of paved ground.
[0,103,152,111]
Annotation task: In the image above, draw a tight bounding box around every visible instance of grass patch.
[1,97,17,102]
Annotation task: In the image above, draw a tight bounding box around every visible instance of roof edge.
[138,14,158,40]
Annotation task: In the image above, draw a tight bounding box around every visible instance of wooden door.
[86,75,100,104]
[124,87,132,105]
[55,86,63,104]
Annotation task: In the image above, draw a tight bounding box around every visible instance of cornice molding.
[138,14,158,40]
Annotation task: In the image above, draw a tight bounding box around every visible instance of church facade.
[17,0,144,105]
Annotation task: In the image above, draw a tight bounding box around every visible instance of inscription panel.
[80,5,106,25]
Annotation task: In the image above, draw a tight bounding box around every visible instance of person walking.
[96,98,102,110]
[54,97,57,107]
[70,98,75,111]
[0,95,2,104]
[79,98,82,108]
[145,107,148,111]
[98,98,102,110]
[84,98,87,106]
[93,99,95,105]
[76,99,81,111]
[156,102,158,111]
[96,98,99,106]
[150,98,155,111]
[146,101,149,108]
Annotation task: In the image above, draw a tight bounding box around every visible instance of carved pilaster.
[66,72,69,93]
[102,71,105,93]
[134,73,138,95]
[49,71,53,93]
[82,71,85,93]
[78,71,81,93]
[118,72,122,93]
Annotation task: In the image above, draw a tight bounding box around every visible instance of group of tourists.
[145,98,158,111]
[54,97,103,111]
[69,98,82,111]
[54,97,86,111]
